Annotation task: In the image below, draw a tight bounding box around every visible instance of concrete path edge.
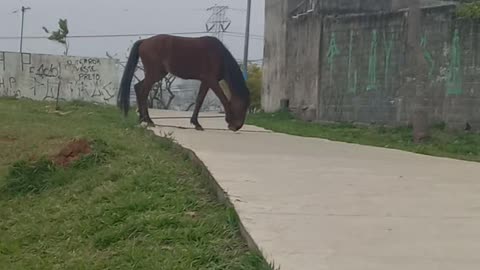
[144,128,276,269]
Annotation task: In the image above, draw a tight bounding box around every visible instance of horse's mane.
[211,37,250,102]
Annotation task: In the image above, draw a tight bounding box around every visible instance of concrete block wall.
[262,0,289,112]
[286,14,323,121]
[264,0,393,114]
[440,19,480,129]
[0,51,120,105]
[318,11,409,124]
[264,0,480,130]
[316,5,480,130]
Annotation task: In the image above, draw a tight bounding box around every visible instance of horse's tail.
[221,43,250,104]
[118,40,143,116]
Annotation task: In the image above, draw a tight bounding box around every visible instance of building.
[262,0,480,130]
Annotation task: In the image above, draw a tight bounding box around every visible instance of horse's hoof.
[195,125,204,131]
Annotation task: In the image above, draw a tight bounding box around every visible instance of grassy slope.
[247,112,480,162]
[0,98,270,270]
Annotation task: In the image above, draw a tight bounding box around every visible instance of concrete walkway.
[149,110,480,270]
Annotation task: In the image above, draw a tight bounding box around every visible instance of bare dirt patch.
[0,136,17,143]
[52,139,92,167]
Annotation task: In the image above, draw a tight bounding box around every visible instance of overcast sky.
[0,0,265,62]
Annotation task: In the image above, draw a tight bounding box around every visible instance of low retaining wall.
[0,51,121,105]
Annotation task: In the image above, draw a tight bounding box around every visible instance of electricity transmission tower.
[205,5,231,42]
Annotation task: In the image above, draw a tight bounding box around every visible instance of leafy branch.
[457,0,480,19]
[43,19,70,55]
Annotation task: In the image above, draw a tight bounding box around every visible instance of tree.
[246,63,262,112]
[457,0,480,19]
[148,75,177,109]
[43,19,69,56]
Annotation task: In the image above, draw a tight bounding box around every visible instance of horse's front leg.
[190,82,209,131]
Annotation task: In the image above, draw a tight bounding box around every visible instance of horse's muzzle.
[228,124,241,132]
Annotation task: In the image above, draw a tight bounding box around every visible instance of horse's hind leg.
[134,80,144,122]
[136,77,155,127]
[139,74,165,127]
[190,82,209,131]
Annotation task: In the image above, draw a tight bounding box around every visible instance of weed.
[3,158,56,196]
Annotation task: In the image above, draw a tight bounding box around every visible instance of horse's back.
[151,35,224,59]
[139,35,224,80]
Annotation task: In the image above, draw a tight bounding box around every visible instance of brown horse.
[118,34,251,131]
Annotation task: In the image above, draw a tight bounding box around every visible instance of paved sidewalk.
[150,110,480,270]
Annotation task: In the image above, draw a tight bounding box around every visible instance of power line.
[230,8,247,12]
[224,33,263,41]
[227,31,263,38]
[0,31,208,40]
[189,7,246,12]
[0,31,263,40]
[120,57,263,65]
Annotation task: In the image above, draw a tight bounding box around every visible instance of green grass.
[0,98,270,270]
[247,112,480,162]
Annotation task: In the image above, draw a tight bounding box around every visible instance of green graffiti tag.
[447,29,462,95]
[420,33,435,78]
[383,31,393,90]
[367,30,378,91]
[326,32,340,73]
[347,30,358,93]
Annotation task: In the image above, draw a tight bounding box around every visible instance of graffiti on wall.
[326,26,470,97]
[383,31,394,91]
[0,52,5,71]
[326,32,340,82]
[367,30,378,91]
[347,30,358,93]
[420,33,436,78]
[0,52,120,104]
[447,29,462,95]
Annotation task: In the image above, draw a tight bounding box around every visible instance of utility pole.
[242,0,252,80]
[19,6,31,54]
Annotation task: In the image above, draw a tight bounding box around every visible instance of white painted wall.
[168,79,223,112]
[0,51,120,105]
[0,50,223,111]
[129,68,223,112]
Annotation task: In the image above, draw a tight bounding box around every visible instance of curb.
[145,128,275,269]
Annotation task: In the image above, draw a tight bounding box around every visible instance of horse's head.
[226,93,250,132]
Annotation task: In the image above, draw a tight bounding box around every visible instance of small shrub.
[246,64,262,111]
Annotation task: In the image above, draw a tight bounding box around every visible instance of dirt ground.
[52,139,92,167]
